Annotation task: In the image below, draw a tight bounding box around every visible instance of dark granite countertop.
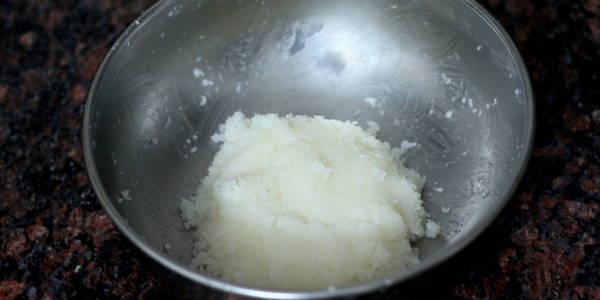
[1,0,598,299]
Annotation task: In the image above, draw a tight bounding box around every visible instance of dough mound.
[181,112,428,290]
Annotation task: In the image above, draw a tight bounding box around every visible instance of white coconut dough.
[181,112,436,290]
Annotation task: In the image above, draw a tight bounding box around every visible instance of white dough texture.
[181,112,430,290]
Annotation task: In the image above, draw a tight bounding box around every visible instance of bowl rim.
[83,0,535,298]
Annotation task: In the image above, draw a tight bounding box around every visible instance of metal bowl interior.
[83,0,534,298]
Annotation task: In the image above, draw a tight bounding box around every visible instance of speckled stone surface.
[1,0,598,299]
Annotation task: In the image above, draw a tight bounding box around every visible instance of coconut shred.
[180,112,438,290]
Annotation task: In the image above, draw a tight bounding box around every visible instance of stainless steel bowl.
[83,0,534,298]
